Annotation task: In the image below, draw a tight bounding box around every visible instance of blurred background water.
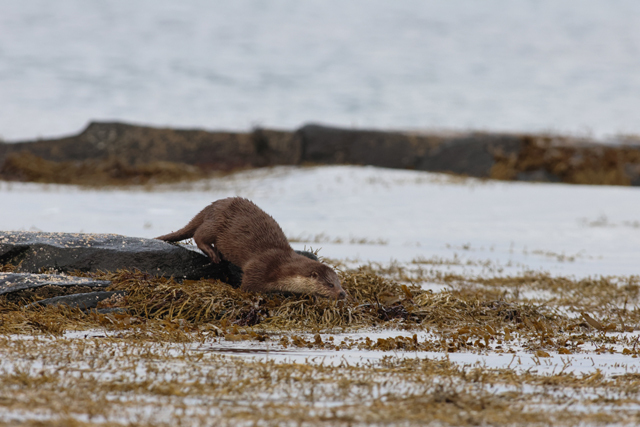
[1,0,639,141]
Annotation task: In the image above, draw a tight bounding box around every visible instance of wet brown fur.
[156,197,346,299]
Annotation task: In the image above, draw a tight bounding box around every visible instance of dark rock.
[418,133,522,177]
[516,169,561,183]
[4,121,640,186]
[0,231,229,281]
[624,163,640,186]
[297,124,638,184]
[298,124,432,169]
[92,307,129,315]
[298,124,523,177]
[0,142,7,166]
[0,231,322,287]
[26,291,126,310]
[1,122,301,172]
[0,272,111,296]
[251,128,302,167]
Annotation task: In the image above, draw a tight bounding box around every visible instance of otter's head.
[307,263,347,300]
[278,257,347,300]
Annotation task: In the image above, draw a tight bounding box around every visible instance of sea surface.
[1,0,639,141]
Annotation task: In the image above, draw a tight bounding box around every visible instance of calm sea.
[1,0,639,141]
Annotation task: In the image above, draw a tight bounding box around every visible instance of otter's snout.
[337,290,347,299]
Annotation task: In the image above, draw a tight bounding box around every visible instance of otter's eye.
[326,283,334,288]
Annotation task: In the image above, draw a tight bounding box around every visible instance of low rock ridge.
[0,272,111,295]
[0,231,319,310]
[0,231,230,282]
[1,122,639,186]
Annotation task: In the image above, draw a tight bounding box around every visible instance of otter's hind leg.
[193,227,221,263]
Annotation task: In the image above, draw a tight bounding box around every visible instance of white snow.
[2,165,639,277]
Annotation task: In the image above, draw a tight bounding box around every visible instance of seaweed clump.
[0,151,207,186]
[490,135,640,185]
[0,267,553,337]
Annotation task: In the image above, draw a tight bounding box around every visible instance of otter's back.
[208,197,291,267]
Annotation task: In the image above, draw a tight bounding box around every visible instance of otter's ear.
[310,271,319,278]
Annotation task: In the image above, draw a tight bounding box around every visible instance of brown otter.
[156,197,347,299]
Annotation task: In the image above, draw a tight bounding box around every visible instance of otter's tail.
[155,210,205,242]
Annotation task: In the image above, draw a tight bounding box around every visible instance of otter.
[156,197,347,299]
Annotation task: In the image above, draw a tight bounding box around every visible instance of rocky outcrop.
[0,231,320,288]
[0,122,301,171]
[0,272,119,312]
[0,231,234,282]
[297,124,435,170]
[0,272,111,295]
[417,133,522,177]
[2,121,639,186]
[26,291,125,310]
[297,124,640,184]
[297,124,523,177]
